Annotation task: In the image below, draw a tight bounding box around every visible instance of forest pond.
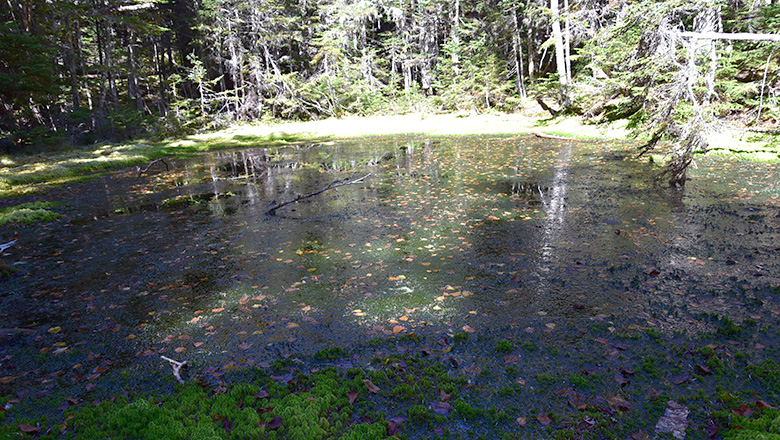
[1,134,779,405]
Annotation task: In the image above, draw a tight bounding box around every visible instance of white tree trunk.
[551,0,567,85]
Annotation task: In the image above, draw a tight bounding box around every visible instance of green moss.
[314,347,346,361]
[645,328,662,341]
[641,355,660,378]
[721,407,780,439]
[495,339,514,353]
[0,201,60,226]
[717,316,742,336]
[454,332,468,343]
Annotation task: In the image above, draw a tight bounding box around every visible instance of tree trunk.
[511,6,526,98]
[551,0,567,86]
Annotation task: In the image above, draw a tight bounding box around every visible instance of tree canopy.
[1,0,778,180]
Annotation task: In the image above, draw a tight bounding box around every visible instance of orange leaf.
[392,325,406,335]
[239,294,249,305]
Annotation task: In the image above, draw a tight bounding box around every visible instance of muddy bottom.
[0,134,779,432]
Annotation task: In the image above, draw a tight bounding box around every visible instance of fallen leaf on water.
[462,325,475,333]
[516,417,528,427]
[608,395,631,411]
[237,343,252,350]
[504,354,520,364]
[174,346,186,353]
[392,325,406,335]
[286,322,299,329]
[537,413,553,426]
[48,326,62,334]
[212,307,224,313]
[463,364,482,374]
[732,404,753,417]
[387,419,403,436]
[18,424,38,434]
[363,379,380,394]
[431,401,451,415]
[239,295,249,305]
[347,391,358,404]
[671,375,689,385]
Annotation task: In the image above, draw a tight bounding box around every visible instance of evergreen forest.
[2,0,779,174]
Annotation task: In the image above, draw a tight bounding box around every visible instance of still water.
[1,134,778,391]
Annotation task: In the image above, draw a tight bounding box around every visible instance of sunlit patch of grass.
[0,132,325,199]
[0,201,61,226]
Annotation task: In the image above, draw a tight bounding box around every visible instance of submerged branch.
[265,173,371,215]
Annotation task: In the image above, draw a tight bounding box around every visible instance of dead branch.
[137,158,170,177]
[535,97,559,117]
[160,356,188,384]
[532,132,597,142]
[265,173,371,215]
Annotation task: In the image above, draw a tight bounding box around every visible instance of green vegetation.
[0,201,59,226]
[0,131,320,198]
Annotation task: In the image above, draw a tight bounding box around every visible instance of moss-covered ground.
[2,311,780,439]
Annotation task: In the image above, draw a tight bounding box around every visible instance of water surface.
[1,134,778,398]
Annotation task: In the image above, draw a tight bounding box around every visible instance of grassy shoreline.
[1,111,776,199]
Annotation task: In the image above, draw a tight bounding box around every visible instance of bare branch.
[160,356,188,384]
[265,173,371,215]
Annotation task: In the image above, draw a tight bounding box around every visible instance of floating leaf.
[462,325,475,333]
[363,379,380,394]
[18,424,38,434]
[608,395,631,411]
[537,413,553,426]
[237,342,252,350]
[431,401,451,415]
